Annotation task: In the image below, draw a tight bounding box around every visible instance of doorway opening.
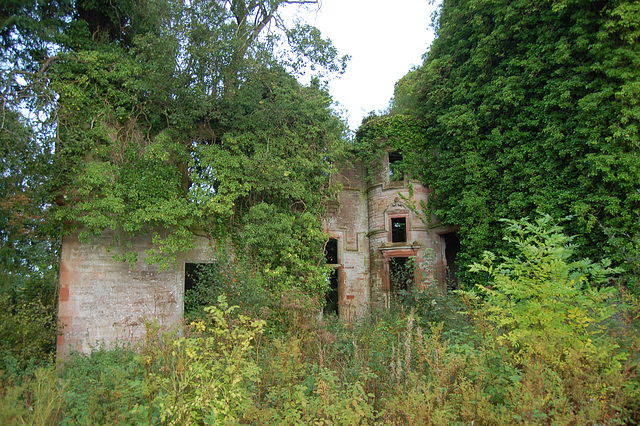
[185,263,205,293]
[325,238,338,264]
[389,256,413,297]
[184,262,211,315]
[442,232,460,289]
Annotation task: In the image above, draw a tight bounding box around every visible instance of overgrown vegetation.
[2,0,640,423]
[1,0,348,377]
[385,0,640,290]
[0,218,638,424]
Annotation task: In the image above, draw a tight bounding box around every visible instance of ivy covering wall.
[40,0,349,297]
[383,0,640,288]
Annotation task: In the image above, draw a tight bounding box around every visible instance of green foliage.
[463,216,639,422]
[183,247,270,322]
[0,77,60,377]
[0,294,58,378]
[157,297,265,424]
[59,343,148,424]
[0,367,66,425]
[242,204,332,296]
[396,285,469,330]
[184,250,327,338]
[354,114,426,182]
[0,0,73,68]
[468,216,620,359]
[5,237,639,424]
[26,0,348,283]
[0,0,350,380]
[392,0,640,288]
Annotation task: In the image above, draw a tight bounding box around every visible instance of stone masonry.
[323,150,458,316]
[57,150,458,356]
[57,232,210,357]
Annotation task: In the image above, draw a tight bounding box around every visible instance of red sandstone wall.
[57,232,210,357]
[365,151,445,307]
[324,162,370,319]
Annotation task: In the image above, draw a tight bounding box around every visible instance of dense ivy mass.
[387,0,640,288]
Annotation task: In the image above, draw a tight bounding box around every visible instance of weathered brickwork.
[57,232,211,357]
[324,151,456,315]
[57,150,457,355]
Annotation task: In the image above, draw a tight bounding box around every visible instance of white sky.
[291,0,439,130]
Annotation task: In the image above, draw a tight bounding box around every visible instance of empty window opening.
[185,263,206,293]
[389,257,413,296]
[325,238,338,264]
[391,217,407,243]
[389,151,404,181]
[184,263,212,315]
[324,269,339,315]
[443,232,461,290]
[324,239,339,315]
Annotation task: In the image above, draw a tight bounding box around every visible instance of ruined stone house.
[57,149,459,356]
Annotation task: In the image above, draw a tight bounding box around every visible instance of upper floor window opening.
[391,217,407,243]
[388,151,404,181]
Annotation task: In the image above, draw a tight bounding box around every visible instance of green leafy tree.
[0,0,72,372]
[46,0,348,303]
[0,0,349,370]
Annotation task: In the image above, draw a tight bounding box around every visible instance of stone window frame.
[380,248,418,292]
[387,214,411,243]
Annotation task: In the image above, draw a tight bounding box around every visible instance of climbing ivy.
[43,0,349,295]
[388,0,640,289]
[354,114,427,183]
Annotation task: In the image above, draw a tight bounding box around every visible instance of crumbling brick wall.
[57,232,210,357]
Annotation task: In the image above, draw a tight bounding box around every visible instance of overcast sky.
[290,0,439,130]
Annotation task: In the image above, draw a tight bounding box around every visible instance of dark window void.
[324,269,339,315]
[390,257,413,296]
[324,239,339,315]
[391,217,407,243]
[325,238,338,264]
[443,232,461,290]
[185,263,205,292]
[389,151,404,181]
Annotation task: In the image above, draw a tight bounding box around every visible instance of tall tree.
[48,0,348,296]
[391,0,640,288]
[0,0,74,371]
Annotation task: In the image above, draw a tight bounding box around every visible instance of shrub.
[465,215,638,422]
[0,293,57,380]
[157,296,265,424]
[0,367,65,425]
